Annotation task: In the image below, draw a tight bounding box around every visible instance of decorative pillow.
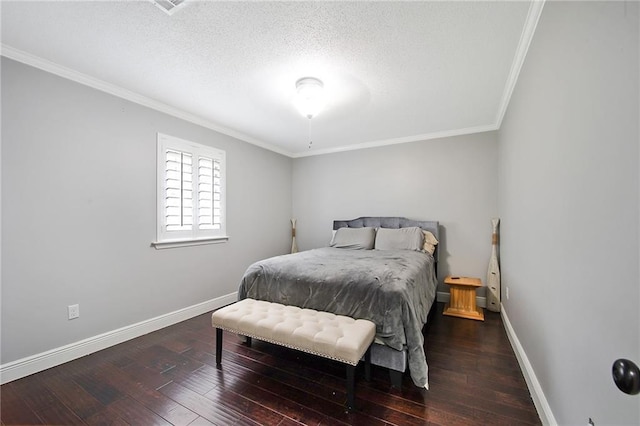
[329,227,376,250]
[422,230,439,255]
[374,227,424,251]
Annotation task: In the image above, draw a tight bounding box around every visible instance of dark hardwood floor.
[1,303,540,425]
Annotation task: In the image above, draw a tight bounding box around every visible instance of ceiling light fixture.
[294,77,325,119]
[294,77,324,149]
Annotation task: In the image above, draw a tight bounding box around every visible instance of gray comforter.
[237,247,437,387]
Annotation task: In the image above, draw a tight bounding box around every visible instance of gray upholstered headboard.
[333,216,440,263]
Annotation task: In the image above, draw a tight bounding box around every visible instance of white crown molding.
[3,0,543,162]
[495,0,546,127]
[501,304,557,426]
[293,124,498,158]
[0,292,238,385]
[0,44,294,158]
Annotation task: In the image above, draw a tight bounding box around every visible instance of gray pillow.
[375,227,424,251]
[330,227,376,250]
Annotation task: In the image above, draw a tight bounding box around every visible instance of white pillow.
[329,227,376,250]
[374,227,424,251]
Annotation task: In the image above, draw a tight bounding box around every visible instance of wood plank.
[36,403,85,426]
[0,382,45,425]
[211,358,391,426]
[73,371,125,406]
[200,364,330,425]
[119,361,174,390]
[186,416,217,426]
[84,406,131,426]
[158,381,269,425]
[108,396,173,426]
[88,362,200,426]
[3,374,60,414]
[40,372,105,420]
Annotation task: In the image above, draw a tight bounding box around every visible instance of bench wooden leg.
[364,346,371,381]
[346,364,356,411]
[389,369,403,388]
[216,328,223,366]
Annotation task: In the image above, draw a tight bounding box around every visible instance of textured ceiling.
[1,1,538,157]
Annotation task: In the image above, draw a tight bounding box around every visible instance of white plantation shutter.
[156,134,226,244]
[165,150,193,231]
[197,156,221,230]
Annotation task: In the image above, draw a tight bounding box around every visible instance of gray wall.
[292,132,499,288]
[1,58,292,363]
[498,2,639,424]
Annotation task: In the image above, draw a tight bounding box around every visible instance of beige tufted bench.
[211,298,376,411]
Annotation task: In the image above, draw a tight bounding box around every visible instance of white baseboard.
[501,304,557,426]
[0,292,237,385]
[437,291,487,308]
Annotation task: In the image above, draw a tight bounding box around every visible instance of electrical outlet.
[506,287,510,300]
[68,304,80,320]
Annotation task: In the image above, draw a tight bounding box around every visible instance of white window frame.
[152,133,228,249]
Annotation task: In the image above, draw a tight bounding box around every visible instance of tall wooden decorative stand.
[291,219,298,254]
[486,218,501,312]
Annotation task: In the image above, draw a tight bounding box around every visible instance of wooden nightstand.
[443,276,484,321]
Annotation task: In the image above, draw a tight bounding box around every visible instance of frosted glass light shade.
[294,77,324,119]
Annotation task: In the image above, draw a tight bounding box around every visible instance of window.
[153,133,227,248]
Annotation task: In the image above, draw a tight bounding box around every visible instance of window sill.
[151,236,229,250]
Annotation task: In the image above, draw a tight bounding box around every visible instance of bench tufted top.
[211,298,376,366]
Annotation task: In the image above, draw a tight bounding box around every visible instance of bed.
[237,216,439,389]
